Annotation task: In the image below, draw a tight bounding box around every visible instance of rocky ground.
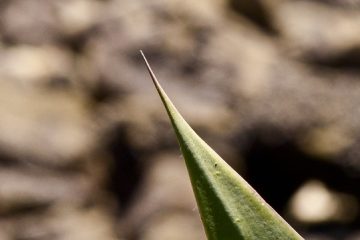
[0,0,360,239]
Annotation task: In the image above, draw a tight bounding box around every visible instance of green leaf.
[141,51,304,240]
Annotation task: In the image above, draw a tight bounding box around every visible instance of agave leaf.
[141,51,303,240]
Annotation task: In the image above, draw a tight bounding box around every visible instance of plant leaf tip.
[140,50,150,73]
[140,50,303,240]
[140,51,163,95]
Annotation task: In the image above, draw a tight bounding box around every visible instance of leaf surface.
[141,51,303,240]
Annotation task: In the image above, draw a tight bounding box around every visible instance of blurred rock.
[0,45,74,87]
[0,226,10,240]
[0,0,61,44]
[288,180,358,224]
[0,82,95,166]
[6,205,117,240]
[273,1,360,61]
[0,168,93,214]
[347,231,360,240]
[228,0,276,33]
[298,125,353,158]
[140,211,206,240]
[55,0,104,37]
[316,0,360,8]
[120,152,202,238]
[0,0,104,44]
[305,234,334,240]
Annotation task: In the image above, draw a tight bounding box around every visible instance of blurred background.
[0,0,360,239]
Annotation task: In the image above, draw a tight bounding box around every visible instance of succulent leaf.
[141,51,303,240]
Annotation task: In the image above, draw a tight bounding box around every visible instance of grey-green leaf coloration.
[141,51,303,240]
